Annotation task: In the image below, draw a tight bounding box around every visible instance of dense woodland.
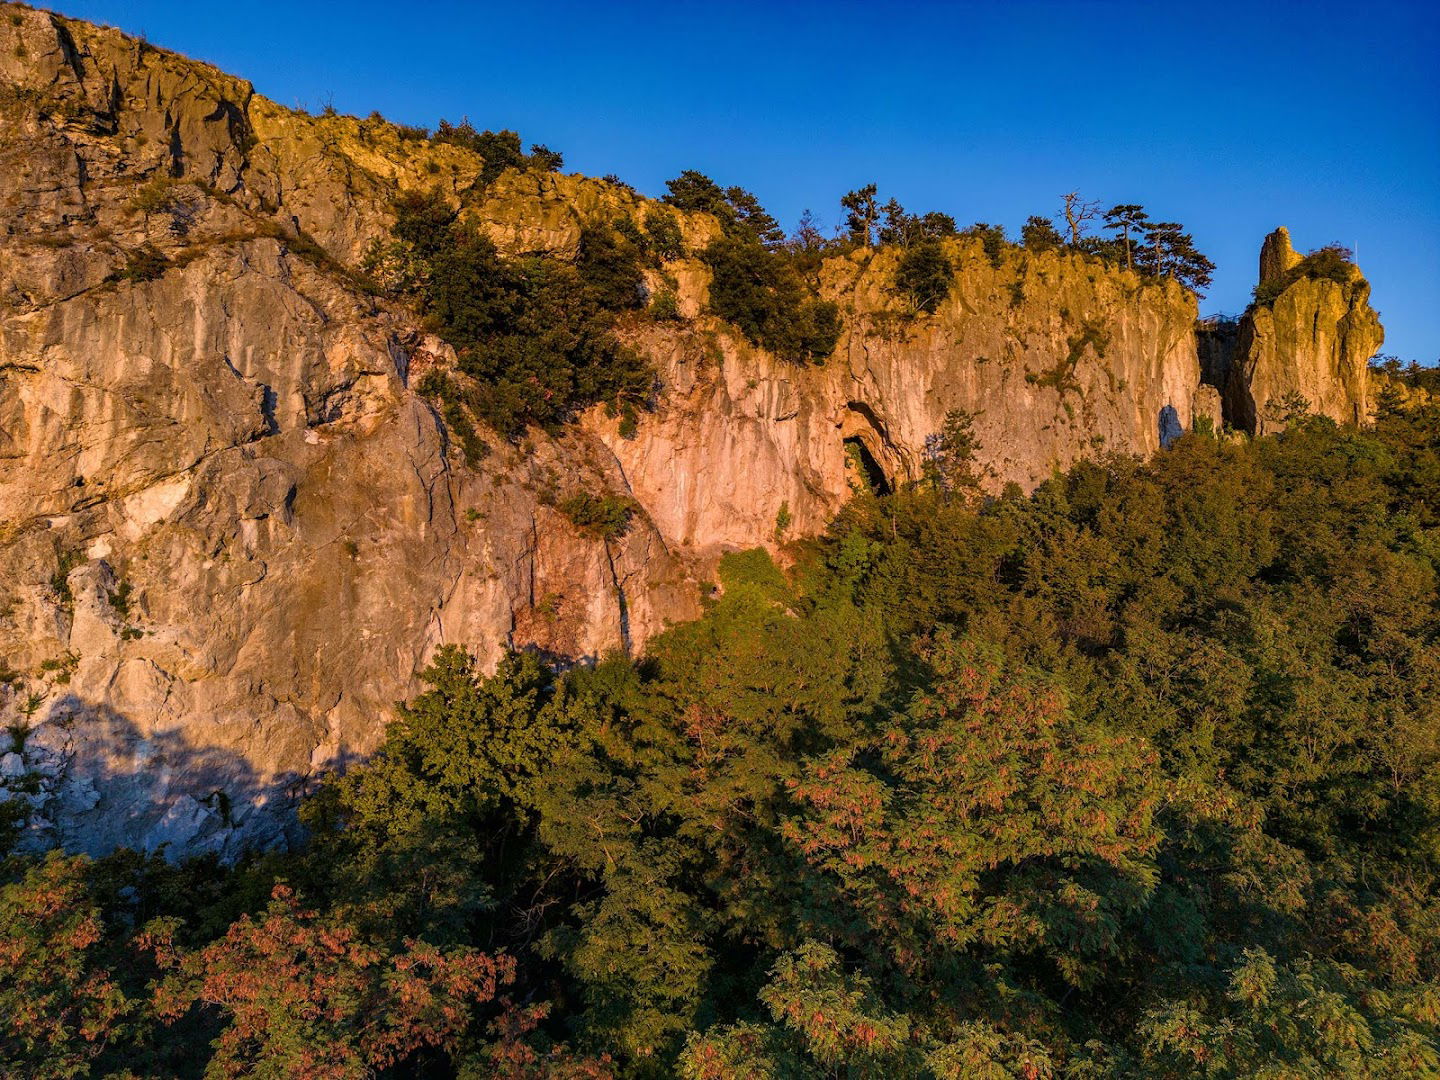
[5,370,1440,1077]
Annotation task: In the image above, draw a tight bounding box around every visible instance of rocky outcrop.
[597,245,1217,550]
[0,5,1379,857]
[1222,228,1383,434]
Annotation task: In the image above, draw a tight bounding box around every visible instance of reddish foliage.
[0,853,133,1078]
[151,884,514,1079]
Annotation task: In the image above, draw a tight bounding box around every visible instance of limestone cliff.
[0,5,1378,856]
[1220,227,1384,434]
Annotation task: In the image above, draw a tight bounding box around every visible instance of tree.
[1021,215,1064,252]
[0,854,141,1079]
[960,221,1006,267]
[723,185,786,250]
[1103,203,1150,270]
[922,409,985,501]
[788,208,826,254]
[151,885,514,1079]
[432,122,534,185]
[894,239,954,313]
[1143,220,1215,294]
[528,143,564,172]
[702,236,840,362]
[1060,191,1101,246]
[643,209,685,260]
[879,197,913,246]
[662,170,730,216]
[841,183,880,247]
[781,633,1162,976]
[662,172,785,249]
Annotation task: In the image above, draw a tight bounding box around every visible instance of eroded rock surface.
[1224,227,1384,434]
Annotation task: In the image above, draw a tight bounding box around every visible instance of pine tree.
[1103,203,1150,270]
[840,183,880,246]
[1021,215,1064,252]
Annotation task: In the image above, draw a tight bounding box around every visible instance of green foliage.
[116,244,171,282]
[327,646,562,842]
[894,238,954,313]
[48,548,80,605]
[560,492,636,541]
[642,209,684,260]
[647,288,680,322]
[384,189,652,437]
[960,221,1007,268]
[702,235,840,363]
[0,854,145,1079]
[1038,193,1215,293]
[840,183,880,246]
[774,501,792,540]
[662,171,783,249]
[1021,214,1064,252]
[922,408,984,499]
[9,402,1440,1078]
[878,198,957,247]
[431,120,563,185]
[662,172,840,360]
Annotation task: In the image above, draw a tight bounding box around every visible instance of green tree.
[1021,215,1064,252]
[1103,203,1150,270]
[894,239,954,313]
[841,183,880,247]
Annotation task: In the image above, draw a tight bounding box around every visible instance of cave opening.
[843,435,892,496]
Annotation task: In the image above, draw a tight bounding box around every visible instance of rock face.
[599,246,1216,551]
[0,6,1379,856]
[1222,228,1384,434]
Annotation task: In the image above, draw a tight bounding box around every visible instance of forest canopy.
[5,377,1440,1078]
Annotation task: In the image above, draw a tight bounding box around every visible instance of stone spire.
[1258,226,1302,284]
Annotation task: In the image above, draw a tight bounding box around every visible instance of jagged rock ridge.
[0,4,1381,856]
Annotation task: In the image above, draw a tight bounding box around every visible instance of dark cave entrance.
[844,435,892,496]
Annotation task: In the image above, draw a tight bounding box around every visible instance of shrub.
[430,122,564,186]
[117,245,171,282]
[649,289,681,321]
[702,236,840,363]
[960,222,1007,268]
[560,492,636,541]
[1021,215,1064,252]
[643,210,684,260]
[387,196,652,438]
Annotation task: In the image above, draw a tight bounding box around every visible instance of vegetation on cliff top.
[5,377,1440,1078]
[367,188,654,440]
[1251,242,1365,310]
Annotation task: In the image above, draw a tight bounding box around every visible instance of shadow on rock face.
[1,695,359,863]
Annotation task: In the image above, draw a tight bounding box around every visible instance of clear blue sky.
[53,0,1440,362]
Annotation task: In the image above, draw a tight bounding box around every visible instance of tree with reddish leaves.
[782,632,1162,982]
[149,884,514,1080]
[0,852,139,1080]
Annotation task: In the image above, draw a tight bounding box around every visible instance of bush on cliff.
[893,238,954,313]
[663,170,840,363]
[373,188,652,438]
[701,234,840,362]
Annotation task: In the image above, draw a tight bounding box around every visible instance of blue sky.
[53,0,1440,361]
